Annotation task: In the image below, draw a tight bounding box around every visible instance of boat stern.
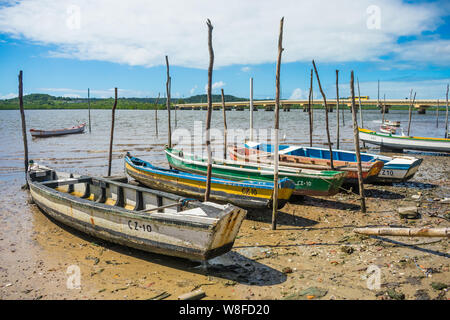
[204,204,247,260]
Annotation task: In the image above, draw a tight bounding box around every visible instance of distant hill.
[0,93,248,110]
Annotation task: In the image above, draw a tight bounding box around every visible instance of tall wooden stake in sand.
[335,70,340,149]
[272,17,284,231]
[166,56,172,148]
[350,72,366,213]
[18,71,29,186]
[204,19,214,202]
[107,87,118,177]
[221,88,227,159]
[312,60,334,170]
[308,69,313,147]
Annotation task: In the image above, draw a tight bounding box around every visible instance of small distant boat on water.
[229,146,384,185]
[244,141,423,183]
[30,123,86,138]
[359,128,450,153]
[28,161,246,261]
[383,120,401,127]
[379,124,397,134]
[125,153,295,209]
[164,147,347,197]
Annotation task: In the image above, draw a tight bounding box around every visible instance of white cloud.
[0,0,446,68]
[204,81,225,92]
[241,66,251,72]
[37,87,150,98]
[62,93,81,98]
[190,85,198,95]
[289,88,305,99]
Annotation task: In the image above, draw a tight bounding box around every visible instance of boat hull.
[28,164,246,261]
[30,123,86,137]
[125,155,294,209]
[165,148,346,197]
[245,141,423,183]
[229,146,383,185]
[359,128,450,153]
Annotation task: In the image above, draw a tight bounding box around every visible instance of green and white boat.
[165,148,347,197]
[359,128,450,153]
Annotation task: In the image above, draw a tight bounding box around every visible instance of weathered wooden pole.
[18,70,29,186]
[312,60,334,170]
[221,88,227,159]
[166,56,172,148]
[445,84,449,138]
[407,91,416,136]
[335,70,340,149]
[308,69,313,147]
[354,227,449,238]
[88,88,91,133]
[204,19,214,202]
[350,71,366,213]
[107,87,118,177]
[271,17,284,231]
[154,92,160,134]
[249,77,254,141]
[382,94,386,123]
[436,99,439,128]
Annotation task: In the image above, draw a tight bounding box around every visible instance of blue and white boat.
[245,141,423,183]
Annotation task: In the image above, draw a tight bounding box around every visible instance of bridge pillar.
[380,104,390,114]
[416,105,430,114]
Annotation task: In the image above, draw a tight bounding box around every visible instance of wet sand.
[0,153,448,300]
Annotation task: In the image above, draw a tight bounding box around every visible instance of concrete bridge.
[175,99,441,113]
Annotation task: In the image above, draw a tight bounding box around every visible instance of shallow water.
[0,108,448,181]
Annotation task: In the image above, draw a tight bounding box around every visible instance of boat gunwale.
[27,169,229,229]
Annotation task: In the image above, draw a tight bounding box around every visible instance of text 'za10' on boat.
[27,161,247,261]
[29,123,86,138]
[164,148,347,197]
[125,153,295,209]
[244,141,423,183]
[358,128,450,153]
[229,145,384,185]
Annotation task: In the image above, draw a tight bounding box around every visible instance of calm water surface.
[0,108,448,181]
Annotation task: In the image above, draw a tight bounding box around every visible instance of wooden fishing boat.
[30,123,86,137]
[383,120,401,127]
[244,141,423,183]
[165,148,347,197]
[229,145,384,184]
[125,154,295,209]
[27,161,246,261]
[359,128,450,153]
[379,124,397,134]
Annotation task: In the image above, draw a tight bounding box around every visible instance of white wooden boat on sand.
[359,128,450,153]
[27,162,246,261]
[30,123,86,137]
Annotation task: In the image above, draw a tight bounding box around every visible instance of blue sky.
[0,0,449,100]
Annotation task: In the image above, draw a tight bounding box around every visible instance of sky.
[0,0,449,100]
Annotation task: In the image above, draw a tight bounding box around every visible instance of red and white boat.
[379,124,397,134]
[30,123,86,138]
